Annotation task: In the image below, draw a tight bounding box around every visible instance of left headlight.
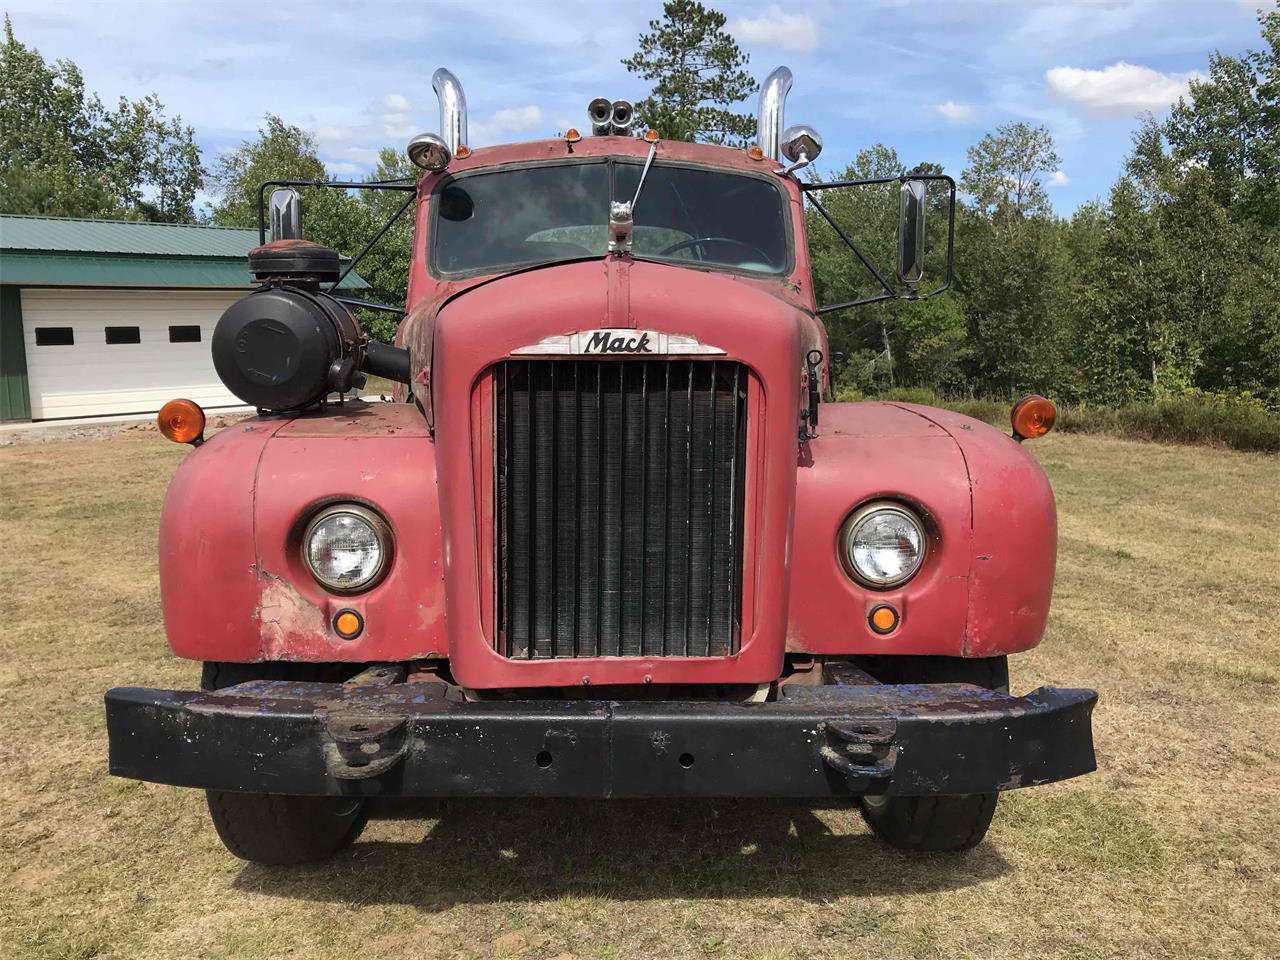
[839,501,927,588]
[302,503,392,593]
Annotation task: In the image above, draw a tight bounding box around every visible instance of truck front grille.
[496,359,748,659]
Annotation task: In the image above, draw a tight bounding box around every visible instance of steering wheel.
[658,236,771,263]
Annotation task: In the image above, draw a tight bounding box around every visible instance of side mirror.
[896,179,927,288]
[269,188,303,242]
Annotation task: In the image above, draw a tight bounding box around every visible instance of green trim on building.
[0,285,31,421]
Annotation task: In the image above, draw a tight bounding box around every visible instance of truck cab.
[106,67,1096,865]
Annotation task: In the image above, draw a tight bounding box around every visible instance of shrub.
[836,387,1280,453]
[1057,395,1280,452]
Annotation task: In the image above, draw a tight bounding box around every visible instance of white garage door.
[21,288,246,419]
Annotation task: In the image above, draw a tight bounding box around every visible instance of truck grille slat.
[497,359,747,659]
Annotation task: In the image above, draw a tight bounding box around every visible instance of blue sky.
[5,0,1274,215]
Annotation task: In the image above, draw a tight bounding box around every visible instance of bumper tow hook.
[818,718,899,786]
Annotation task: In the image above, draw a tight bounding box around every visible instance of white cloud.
[470,105,544,145]
[934,100,975,123]
[1048,170,1070,187]
[1045,62,1204,114]
[731,7,819,52]
[376,93,420,139]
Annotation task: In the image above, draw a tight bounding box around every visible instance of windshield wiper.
[607,138,658,256]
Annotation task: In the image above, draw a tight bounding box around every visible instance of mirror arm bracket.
[805,172,957,318]
[805,193,897,297]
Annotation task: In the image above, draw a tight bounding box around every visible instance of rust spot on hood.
[254,571,327,659]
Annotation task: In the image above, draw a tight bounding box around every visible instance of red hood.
[401,258,823,420]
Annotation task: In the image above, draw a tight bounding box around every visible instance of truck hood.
[403,258,824,417]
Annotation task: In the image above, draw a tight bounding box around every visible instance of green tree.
[207,115,328,227]
[1165,10,1279,226]
[0,16,202,221]
[956,123,1066,394]
[961,122,1061,226]
[622,0,756,144]
[208,120,414,342]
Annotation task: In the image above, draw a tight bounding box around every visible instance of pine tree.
[621,0,757,145]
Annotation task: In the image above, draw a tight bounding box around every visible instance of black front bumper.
[105,677,1096,799]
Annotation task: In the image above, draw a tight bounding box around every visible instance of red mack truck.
[105,67,1096,865]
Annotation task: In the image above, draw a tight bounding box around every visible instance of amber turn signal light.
[333,609,364,640]
[869,604,899,635]
[1011,395,1057,441]
[157,398,205,446]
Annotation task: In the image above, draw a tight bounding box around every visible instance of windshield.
[431,160,790,277]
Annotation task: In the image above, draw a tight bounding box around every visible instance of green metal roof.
[1,214,261,257]
[1,252,267,287]
[0,214,368,288]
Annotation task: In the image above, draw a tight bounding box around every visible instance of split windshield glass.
[430,159,789,277]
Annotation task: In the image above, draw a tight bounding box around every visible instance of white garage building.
[0,214,365,421]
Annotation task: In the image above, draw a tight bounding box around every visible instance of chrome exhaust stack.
[756,66,793,160]
[432,68,468,154]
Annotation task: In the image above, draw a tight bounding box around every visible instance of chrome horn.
[432,68,467,155]
[588,97,614,136]
[611,100,634,134]
[756,66,793,160]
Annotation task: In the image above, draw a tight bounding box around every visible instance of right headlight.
[302,503,392,593]
[839,501,927,588]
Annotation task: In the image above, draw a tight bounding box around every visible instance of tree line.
[2,8,1276,408]
[809,11,1278,410]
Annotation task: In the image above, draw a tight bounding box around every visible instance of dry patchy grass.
[1,429,1277,959]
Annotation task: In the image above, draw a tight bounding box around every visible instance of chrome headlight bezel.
[838,500,928,589]
[301,502,392,594]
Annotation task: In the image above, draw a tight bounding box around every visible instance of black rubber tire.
[200,661,368,865]
[858,792,998,852]
[856,655,1006,852]
[206,790,368,866]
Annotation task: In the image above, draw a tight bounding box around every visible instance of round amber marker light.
[869,605,899,634]
[333,610,363,639]
[565,128,581,142]
[644,128,660,142]
[747,144,765,160]
[454,144,472,159]
[1011,395,1058,440]
[157,398,205,445]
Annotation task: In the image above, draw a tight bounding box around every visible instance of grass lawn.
[1,426,1277,959]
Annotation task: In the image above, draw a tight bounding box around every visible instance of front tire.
[858,792,998,852]
[206,791,368,866]
[855,655,1006,852]
[201,660,368,865]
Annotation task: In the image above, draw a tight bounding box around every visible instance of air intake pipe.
[756,66,792,160]
[432,68,467,155]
